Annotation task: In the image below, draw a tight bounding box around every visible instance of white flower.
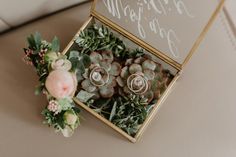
[45,51,58,61]
[61,125,74,137]
[51,58,72,71]
[63,111,78,126]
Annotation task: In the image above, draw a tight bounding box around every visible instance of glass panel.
[94,0,221,64]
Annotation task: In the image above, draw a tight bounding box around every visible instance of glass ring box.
[62,0,225,142]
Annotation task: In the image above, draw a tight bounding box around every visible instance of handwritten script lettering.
[102,0,194,60]
[147,0,194,18]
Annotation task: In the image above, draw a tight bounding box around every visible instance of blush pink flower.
[45,70,77,99]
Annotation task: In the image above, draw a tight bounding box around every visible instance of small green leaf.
[76,36,84,44]
[69,57,79,72]
[27,35,36,51]
[81,54,91,68]
[77,61,85,74]
[109,102,117,121]
[69,51,79,59]
[35,85,43,95]
[76,70,84,82]
[58,98,73,110]
[39,73,48,82]
[34,32,41,50]
[51,36,60,52]
[73,107,81,114]
[76,90,95,103]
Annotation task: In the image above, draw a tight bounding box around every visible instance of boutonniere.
[23,33,80,137]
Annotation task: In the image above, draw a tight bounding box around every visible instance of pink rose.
[45,70,77,99]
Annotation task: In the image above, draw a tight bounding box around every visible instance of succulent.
[117,56,173,103]
[110,94,150,136]
[76,25,126,57]
[73,24,174,136]
[80,51,121,98]
[76,24,145,60]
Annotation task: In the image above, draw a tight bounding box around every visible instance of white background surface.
[0,0,87,32]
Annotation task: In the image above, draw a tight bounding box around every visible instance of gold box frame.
[62,0,225,142]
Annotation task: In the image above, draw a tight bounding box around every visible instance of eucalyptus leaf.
[76,90,95,103]
[69,50,80,59]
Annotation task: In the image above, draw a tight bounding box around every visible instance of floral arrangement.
[23,33,80,137]
[23,24,173,138]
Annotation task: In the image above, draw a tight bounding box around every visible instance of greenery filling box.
[62,0,224,142]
